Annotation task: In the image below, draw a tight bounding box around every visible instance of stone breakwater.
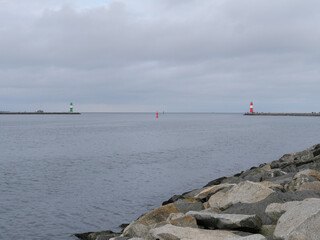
[75,144,320,240]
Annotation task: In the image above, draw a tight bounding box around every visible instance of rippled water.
[1,113,320,240]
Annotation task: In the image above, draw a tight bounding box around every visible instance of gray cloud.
[0,0,320,112]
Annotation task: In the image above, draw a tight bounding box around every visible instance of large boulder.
[223,190,320,225]
[186,211,262,232]
[204,176,228,187]
[109,237,130,240]
[195,184,235,200]
[110,238,143,240]
[121,223,152,239]
[270,144,320,170]
[274,199,320,240]
[284,169,320,191]
[297,159,320,172]
[166,213,198,228]
[174,199,204,213]
[162,195,184,205]
[150,224,265,240]
[75,231,121,240]
[207,181,275,210]
[222,192,283,225]
[182,188,207,199]
[295,169,320,180]
[265,173,295,186]
[225,235,266,240]
[122,203,180,238]
[238,165,287,183]
[265,201,301,223]
[297,181,320,194]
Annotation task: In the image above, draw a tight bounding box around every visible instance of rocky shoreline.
[75,144,320,240]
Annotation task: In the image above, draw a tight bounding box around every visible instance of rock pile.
[76,144,320,240]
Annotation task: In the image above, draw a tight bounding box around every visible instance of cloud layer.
[1,0,320,112]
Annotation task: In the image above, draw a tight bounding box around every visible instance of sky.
[0,0,319,112]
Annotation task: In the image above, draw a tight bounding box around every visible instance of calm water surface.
[1,113,320,240]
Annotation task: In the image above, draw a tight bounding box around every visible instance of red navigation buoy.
[156,112,158,118]
[250,102,253,113]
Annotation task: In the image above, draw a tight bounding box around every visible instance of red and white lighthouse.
[250,102,253,113]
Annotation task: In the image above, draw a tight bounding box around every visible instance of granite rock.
[150,224,248,240]
[174,198,204,213]
[195,184,235,200]
[186,211,262,232]
[166,213,198,228]
[265,201,301,223]
[208,181,275,210]
[75,231,120,240]
[297,181,320,194]
[274,199,320,240]
[122,203,179,238]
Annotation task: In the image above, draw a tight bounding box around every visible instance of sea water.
[1,113,320,240]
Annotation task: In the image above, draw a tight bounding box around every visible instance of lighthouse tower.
[250,102,253,113]
[70,102,73,113]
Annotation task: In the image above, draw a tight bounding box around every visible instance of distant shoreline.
[0,112,81,115]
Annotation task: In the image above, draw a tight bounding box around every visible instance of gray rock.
[162,195,184,206]
[110,238,144,240]
[222,176,246,185]
[265,173,295,186]
[297,157,320,171]
[265,201,300,223]
[152,233,180,240]
[186,211,262,232]
[239,165,283,183]
[297,181,320,194]
[150,224,248,240]
[174,199,204,213]
[163,188,209,205]
[258,225,275,240]
[109,238,130,240]
[275,189,320,202]
[166,213,198,228]
[270,144,320,170]
[121,223,151,239]
[207,181,275,210]
[274,199,320,240]
[195,184,235,200]
[75,231,121,240]
[225,235,266,240]
[122,203,180,238]
[182,188,207,199]
[204,176,228,187]
[284,169,320,191]
[223,190,320,225]
[222,192,283,225]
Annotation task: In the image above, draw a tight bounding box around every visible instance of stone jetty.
[244,112,320,117]
[0,112,80,114]
[75,144,320,240]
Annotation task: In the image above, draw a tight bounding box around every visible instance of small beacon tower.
[250,102,253,113]
[70,102,73,113]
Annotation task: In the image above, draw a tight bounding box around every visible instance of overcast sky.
[0,0,319,112]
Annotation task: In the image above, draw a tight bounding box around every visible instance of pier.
[245,101,320,116]
[0,112,80,114]
[0,102,80,114]
[244,112,320,117]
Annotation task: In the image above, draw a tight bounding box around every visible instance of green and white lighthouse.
[70,102,73,113]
